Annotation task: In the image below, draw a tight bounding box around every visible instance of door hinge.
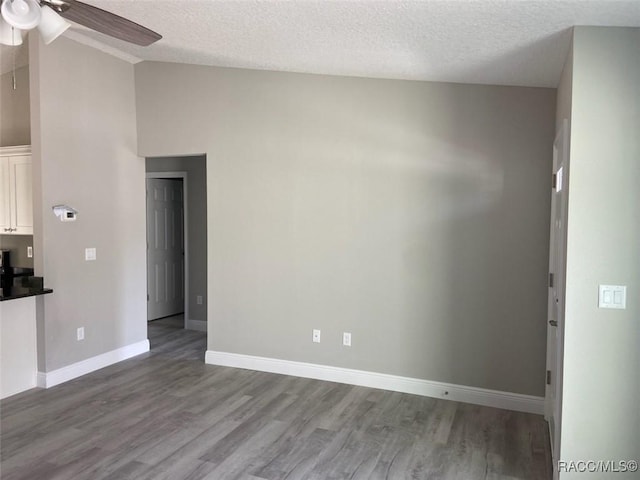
[546,370,552,385]
[549,273,555,288]
[552,173,557,189]
[147,294,149,301]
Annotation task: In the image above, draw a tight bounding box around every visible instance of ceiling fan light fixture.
[1,0,41,30]
[38,4,69,44]
[0,15,23,45]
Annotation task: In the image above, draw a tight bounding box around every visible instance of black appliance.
[0,250,34,290]
[1,249,11,289]
[0,249,10,268]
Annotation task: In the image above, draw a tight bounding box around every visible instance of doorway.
[145,154,208,333]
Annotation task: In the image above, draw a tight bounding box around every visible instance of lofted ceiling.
[1,0,640,87]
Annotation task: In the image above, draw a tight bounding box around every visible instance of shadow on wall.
[425,85,552,396]
[293,80,551,395]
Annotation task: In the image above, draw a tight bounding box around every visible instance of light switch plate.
[85,248,96,261]
[599,285,626,309]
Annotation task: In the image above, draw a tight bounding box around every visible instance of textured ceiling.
[2,0,640,87]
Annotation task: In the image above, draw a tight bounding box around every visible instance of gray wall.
[559,27,640,476]
[146,155,208,324]
[29,36,146,371]
[135,62,556,396]
[0,66,30,146]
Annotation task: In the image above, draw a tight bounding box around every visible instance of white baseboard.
[37,339,150,389]
[186,319,207,332]
[205,350,544,415]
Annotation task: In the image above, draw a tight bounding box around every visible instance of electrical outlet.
[77,327,85,341]
[196,295,203,305]
[343,332,352,347]
[27,246,33,258]
[312,329,321,343]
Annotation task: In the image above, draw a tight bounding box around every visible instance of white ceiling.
[2,0,640,87]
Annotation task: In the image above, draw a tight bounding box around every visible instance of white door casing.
[146,177,185,321]
[545,119,569,479]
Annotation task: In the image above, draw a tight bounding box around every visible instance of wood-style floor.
[0,316,552,480]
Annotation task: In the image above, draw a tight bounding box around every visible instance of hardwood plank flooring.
[0,318,552,479]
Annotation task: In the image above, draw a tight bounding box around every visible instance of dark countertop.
[0,286,53,302]
[0,273,53,302]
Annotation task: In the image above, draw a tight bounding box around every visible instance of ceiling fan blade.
[57,0,161,46]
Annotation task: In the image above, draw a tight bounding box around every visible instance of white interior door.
[546,119,569,478]
[147,178,185,321]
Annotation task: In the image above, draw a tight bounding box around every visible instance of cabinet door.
[9,156,33,235]
[0,159,10,232]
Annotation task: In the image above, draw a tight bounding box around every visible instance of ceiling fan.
[0,0,161,47]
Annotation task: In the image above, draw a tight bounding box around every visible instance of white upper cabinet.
[0,146,33,235]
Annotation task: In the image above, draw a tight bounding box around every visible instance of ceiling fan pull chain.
[12,34,16,90]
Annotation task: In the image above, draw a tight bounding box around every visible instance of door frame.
[545,118,569,479]
[145,171,189,328]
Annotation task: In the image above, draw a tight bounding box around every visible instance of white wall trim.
[0,145,31,156]
[186,319,207,332]
[37,340,150,389]
[205,350,544,415]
